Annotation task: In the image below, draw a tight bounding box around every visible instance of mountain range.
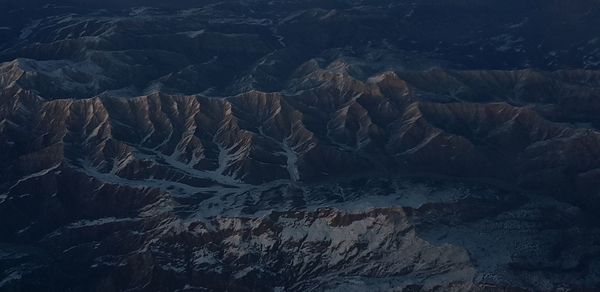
[1,1,600,291]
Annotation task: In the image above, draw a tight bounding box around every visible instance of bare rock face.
[2,1,600,291]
